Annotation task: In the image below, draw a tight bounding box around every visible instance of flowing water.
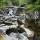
[0,26,34,40]
[0,7,34,40]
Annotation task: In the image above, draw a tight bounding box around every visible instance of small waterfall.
[0,7,34,40]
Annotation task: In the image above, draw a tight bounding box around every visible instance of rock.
[26,12,39,19]
[0,7,35,40]
[6,26,25,35]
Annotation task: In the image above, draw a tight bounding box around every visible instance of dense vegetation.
[0,0,40,12]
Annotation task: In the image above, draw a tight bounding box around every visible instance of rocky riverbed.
[0,7,35,40]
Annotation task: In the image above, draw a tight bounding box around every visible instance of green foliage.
[0,0,13,8]
[11,0,19,6]
[0,0,40,12]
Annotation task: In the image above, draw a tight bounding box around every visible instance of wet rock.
[6,28,18,35]
[2,22,13,25]
[26,12,39,19]
[6,27,25,35]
